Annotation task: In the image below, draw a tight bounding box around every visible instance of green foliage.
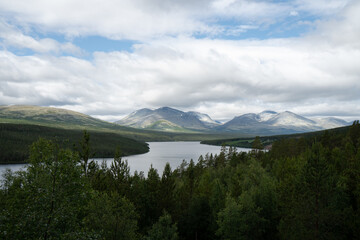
[349,120,360,149]
[1,121,359,239]
[108,147,131,195]
[84,192,138,240]
[0,123,149,163]
[78,130,94,176]
[160,163,176,213]
[252,136,264,150]
[279,143,348,239]
[145,211,179,240]
[201,124,350,149]
[217,159,278,240]
[217,196,263,240]
[0,138,91,239]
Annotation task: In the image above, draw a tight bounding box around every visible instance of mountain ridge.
[0,105,111,127]
[0,105,242,142]
[117,107,350,135]
[0,105,351,136]
[116,106,213,132]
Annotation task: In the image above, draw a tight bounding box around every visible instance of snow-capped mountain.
[187,111,221,128]
[313,117,349,129]
[116,107,350,134]
[217,110,348,135]
[266,111,318,128]
[256,110,278,122]
[116,107,217,132]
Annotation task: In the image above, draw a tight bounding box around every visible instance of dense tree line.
[0,121,359,239]
[0,123,149,163]
[201,125,350,149]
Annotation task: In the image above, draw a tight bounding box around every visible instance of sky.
[0,0,359,122]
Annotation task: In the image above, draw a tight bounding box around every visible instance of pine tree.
[252,136,264,151]
[78,130,94,176]
[280,143,347,239]
[146,211,178,240]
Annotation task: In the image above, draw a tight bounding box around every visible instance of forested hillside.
[1,121,359,239]
[201,125,350,149]
[0,123,149,163]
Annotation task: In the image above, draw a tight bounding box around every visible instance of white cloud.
[0,0,351,40]
[1,28,360,120]
[0,0,209,40]
[310,0,360,49]
[0,21,81,54]
[290,11,299,16]
[0,0,359,121]
[294,0,350,15]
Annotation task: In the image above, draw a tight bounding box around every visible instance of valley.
[0,104,352,164]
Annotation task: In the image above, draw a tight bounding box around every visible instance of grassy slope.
[201,125,350,148]
[0,123,150,164]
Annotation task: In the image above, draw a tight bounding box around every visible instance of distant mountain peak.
[157,106,177,111]
[187,111,220,127]
[155,106,184,114]
[116,107,350,134]
[257,110,278,122]
[136,108,152,112]
[116,106,215,132]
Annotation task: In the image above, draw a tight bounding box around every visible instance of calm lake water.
[0,142,251,179]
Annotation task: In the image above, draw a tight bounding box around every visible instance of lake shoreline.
[1,142,227,177]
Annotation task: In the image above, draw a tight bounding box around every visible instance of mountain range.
[0,105,350,136]
[0,105,235,142]
[116,107,350,135]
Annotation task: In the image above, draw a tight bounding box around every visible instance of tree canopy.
[1,122,359,239]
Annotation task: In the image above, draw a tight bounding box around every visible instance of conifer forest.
[1,122,359,240]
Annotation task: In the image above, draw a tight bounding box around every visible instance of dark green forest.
[1,121,359,239]
[0,123,149,163]
[201,125,350,149]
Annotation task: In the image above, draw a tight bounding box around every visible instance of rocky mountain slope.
[116,107,220,132]
[117,108,350,135]
[218,111,324,134]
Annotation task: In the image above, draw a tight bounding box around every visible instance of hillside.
[0,105,222,141]
[0,105,177,141]
[201,124,351,148]
[116,107,219,132]
[0,105,350,144]
[0,123,150,164]
[0,105,109,126]
[0,105,244,144]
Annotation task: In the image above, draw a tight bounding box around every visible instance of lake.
[0,142,251,178]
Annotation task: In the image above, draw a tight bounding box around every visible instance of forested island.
[0,121,359,239]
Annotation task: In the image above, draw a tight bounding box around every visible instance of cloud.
[0,0,351,40]
[310,0,360,49]
[0,21,82,54]
[0,0,359,121]
[1,29,359,120]
[290,11,299,16]
[294,0,350,15]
